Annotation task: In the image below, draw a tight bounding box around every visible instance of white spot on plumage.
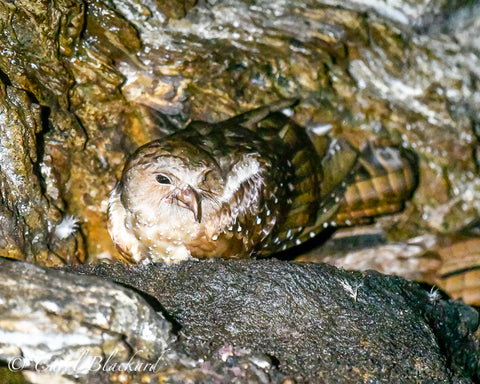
[295,239,301,245]
[308,123,333,136]
[281,107,295,117]
[309,231,315,238]
[212,235,218,241]
[256,217,262,225]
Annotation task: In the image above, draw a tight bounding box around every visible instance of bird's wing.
[107,184,144,263]
[218,99,299,130]
[216,153,269,230]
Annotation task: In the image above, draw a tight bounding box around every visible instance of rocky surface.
[1,255,479,382]
[0,257,288,383]
[69,258,480,383]
[0,258,171,376]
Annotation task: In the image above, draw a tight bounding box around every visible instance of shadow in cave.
[115,282,183,336]
[271,227,337,261]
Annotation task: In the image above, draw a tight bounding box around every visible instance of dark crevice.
[29,107,50,196]
[272,227,336,261]
[424,302,480,383]
[440,265,480,279]
[119,333,136,356]
[116,282,183,336]
[266,353,281,369]
[79,1,88,41]
[73,112,90,150]
[33,106,52,195]
[0,68,12,86]
[19,90,51,196]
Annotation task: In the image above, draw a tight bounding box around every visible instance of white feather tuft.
[54,215,79,240]
[428,286,441,304]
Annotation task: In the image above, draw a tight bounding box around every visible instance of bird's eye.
[202,170,212,183]
[155,174,171,185]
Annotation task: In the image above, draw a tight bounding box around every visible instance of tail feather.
[320,138,359,199]
[334,143,419,226]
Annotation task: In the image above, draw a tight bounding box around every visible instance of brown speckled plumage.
[108,101,418,264]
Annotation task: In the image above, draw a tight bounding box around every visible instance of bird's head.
[119,139,223,224]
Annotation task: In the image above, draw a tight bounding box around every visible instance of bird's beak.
[173,186,202,223]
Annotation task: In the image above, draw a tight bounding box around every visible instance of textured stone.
[0,258,171,372]
[0,257,288,383]
[71,259,480,383]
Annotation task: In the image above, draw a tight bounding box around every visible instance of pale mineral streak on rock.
[0,258,171,377]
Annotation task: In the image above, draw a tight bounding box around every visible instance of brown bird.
[108,101,418,264]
